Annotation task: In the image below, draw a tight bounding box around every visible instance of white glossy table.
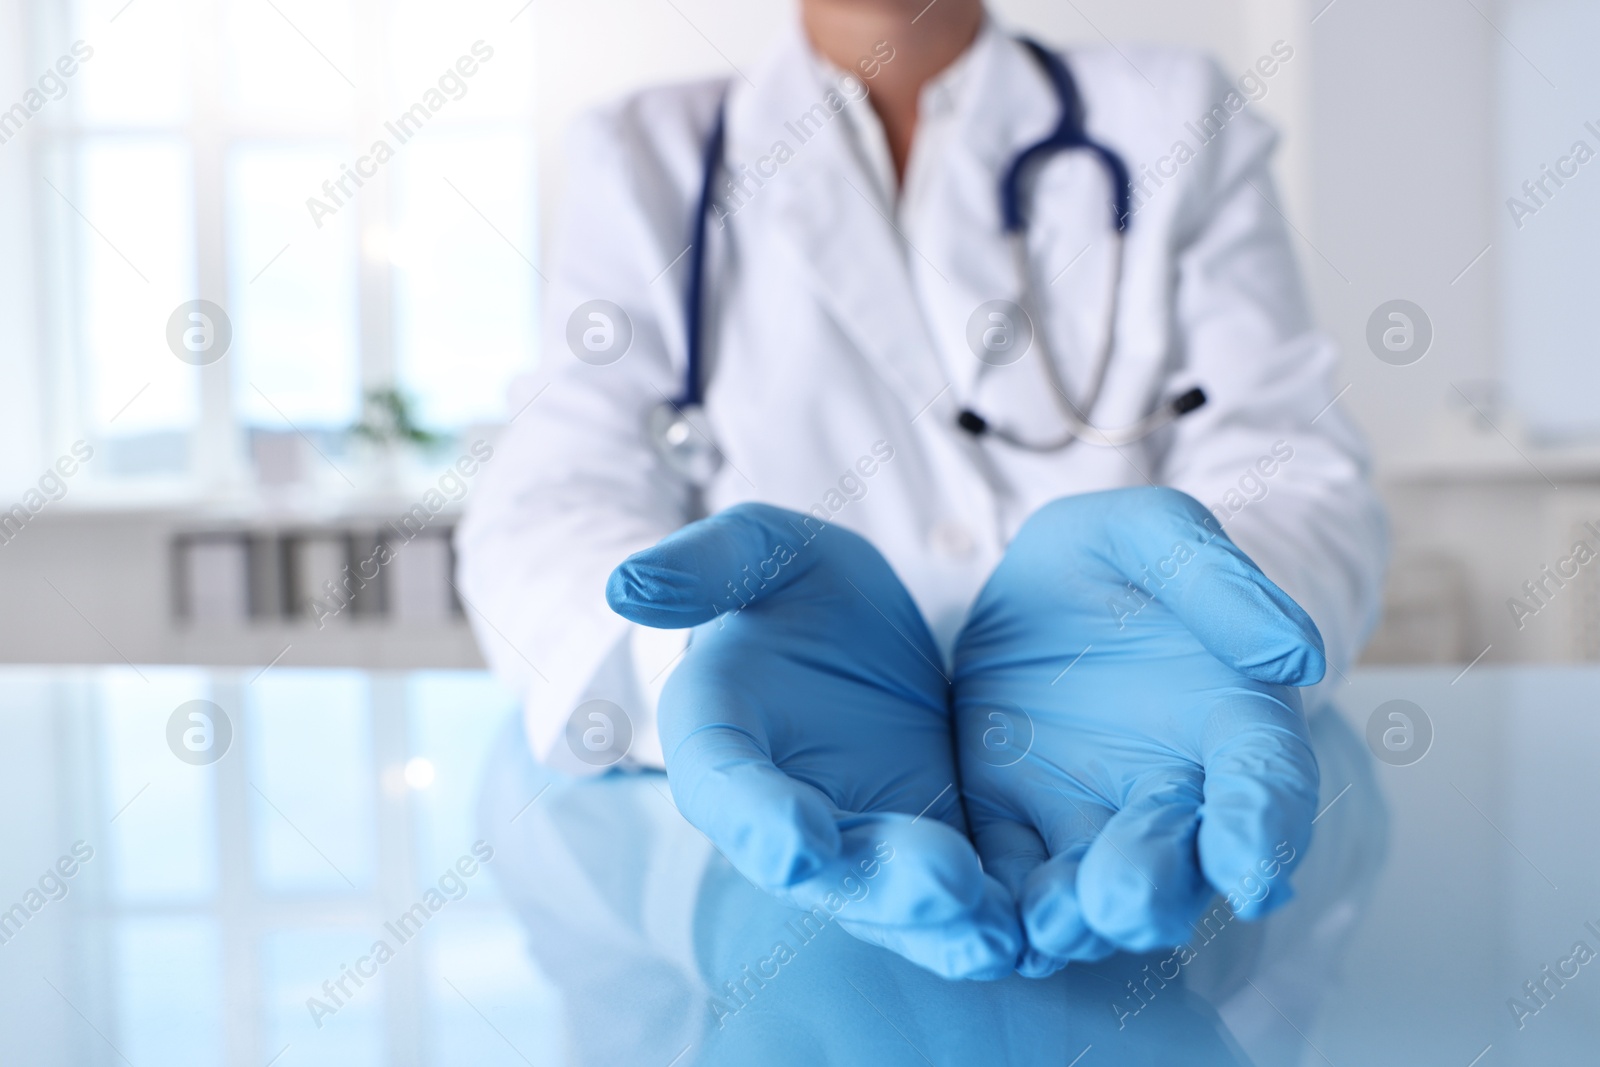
[0,666,1592,1066]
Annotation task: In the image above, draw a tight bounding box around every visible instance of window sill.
[42,477,473,525]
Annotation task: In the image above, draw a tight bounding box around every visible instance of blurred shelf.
[1379,414,1600,485]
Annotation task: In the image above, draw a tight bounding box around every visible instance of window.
[1497,0,1600,443]
[27,0,537,487]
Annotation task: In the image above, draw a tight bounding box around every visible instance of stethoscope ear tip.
[956,409,990,436]
[1172,387,1206,415]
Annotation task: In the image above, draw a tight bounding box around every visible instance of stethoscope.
[650,38,1206,484]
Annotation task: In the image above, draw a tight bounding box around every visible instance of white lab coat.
[456,22,1387,773]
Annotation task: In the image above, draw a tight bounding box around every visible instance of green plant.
[348,387,445,449]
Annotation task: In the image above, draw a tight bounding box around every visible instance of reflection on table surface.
[0,666,1597,1066]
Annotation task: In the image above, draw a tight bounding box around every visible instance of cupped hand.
[952,487,1324,976]
[608,503,1022,980]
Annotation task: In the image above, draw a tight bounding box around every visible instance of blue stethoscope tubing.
[652,37,1205,482]
[682,100,726,417]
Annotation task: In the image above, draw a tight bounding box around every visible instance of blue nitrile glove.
[952,487,1324,977]
[607,503,1023,980]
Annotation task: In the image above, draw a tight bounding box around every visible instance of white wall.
[1497,0,1600,444]
[532,0,796,247]
[1304,0,1499,467]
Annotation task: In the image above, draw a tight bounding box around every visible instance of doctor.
[459,0,1385,1012]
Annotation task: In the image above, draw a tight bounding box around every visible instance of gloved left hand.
[952,487,1325,977]
[607,503,1023,980]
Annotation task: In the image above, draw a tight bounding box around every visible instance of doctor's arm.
[1155,71,1387,688]
[455,99,702,767]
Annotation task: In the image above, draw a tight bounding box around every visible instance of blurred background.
[1,0,1598,669]
[4,2,1600,1065]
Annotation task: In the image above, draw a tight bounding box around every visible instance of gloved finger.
[1032,487,1327,686]
[1197,690,1319,920]
[837,874,1024,981]
[962,790,1085,977]
[666,721,841,890]
[606,502,835,628]
[1109,488,1324,686]
[1011,787,1118,974]
[1077,769,1212,952]
[786,815,995,926]
[784,815,1024,979]
[966,802,1049,899]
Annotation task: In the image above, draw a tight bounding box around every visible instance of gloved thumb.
[606,502,831,628]
[1032,487,1327,687]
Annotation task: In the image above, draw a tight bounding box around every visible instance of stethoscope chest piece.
[649,402,723,485]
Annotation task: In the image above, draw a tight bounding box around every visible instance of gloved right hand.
[607,503,1022,980]
[952,488,1324,976]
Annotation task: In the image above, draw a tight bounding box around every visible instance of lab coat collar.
[938,19,1048,173]
[806,20,988,209]
[719,24,1081,417]
[721,31,951,420]
[925,26,1071,400]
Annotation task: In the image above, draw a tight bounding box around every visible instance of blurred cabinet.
[0,502,483,670]
[1369,472,1600,667]
[174,525,460,626]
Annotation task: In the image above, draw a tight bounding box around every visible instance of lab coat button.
[929,520,975,559]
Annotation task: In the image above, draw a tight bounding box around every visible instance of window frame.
[28,0,536,497]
